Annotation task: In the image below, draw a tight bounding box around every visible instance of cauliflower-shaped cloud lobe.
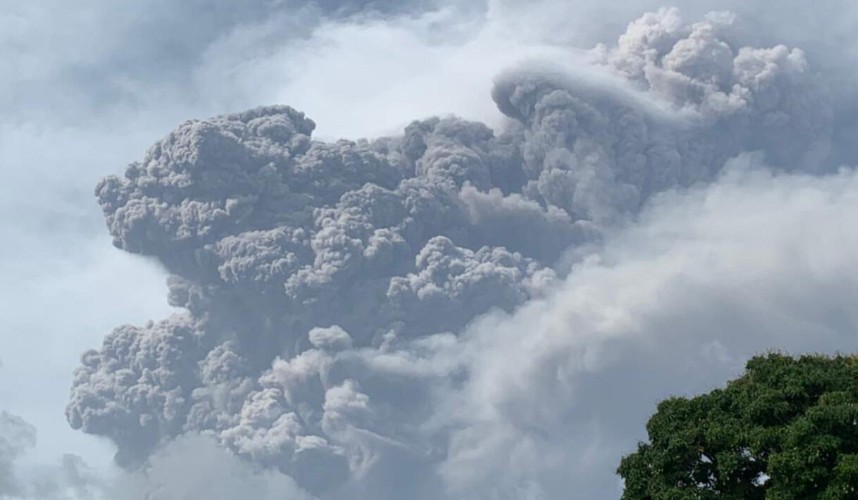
[68,9,835,498]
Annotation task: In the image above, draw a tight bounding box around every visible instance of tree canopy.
[618,353,858,499]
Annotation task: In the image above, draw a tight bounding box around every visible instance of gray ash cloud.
[66,8,838,498]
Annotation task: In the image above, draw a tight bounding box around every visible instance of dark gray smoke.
[67,8,839,498]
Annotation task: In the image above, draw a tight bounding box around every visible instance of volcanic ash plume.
[67,8,835,498]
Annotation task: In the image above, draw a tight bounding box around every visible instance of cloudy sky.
[2,1,858,499]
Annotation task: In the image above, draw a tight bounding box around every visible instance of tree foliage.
[618,353,858,499]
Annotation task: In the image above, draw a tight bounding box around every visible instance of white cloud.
[439,159,858,498]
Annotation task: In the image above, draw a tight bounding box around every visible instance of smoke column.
[64,7,850,499]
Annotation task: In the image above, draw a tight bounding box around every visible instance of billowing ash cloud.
[67,8,843,498]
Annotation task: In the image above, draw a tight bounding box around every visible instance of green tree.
[618,353,858,499]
